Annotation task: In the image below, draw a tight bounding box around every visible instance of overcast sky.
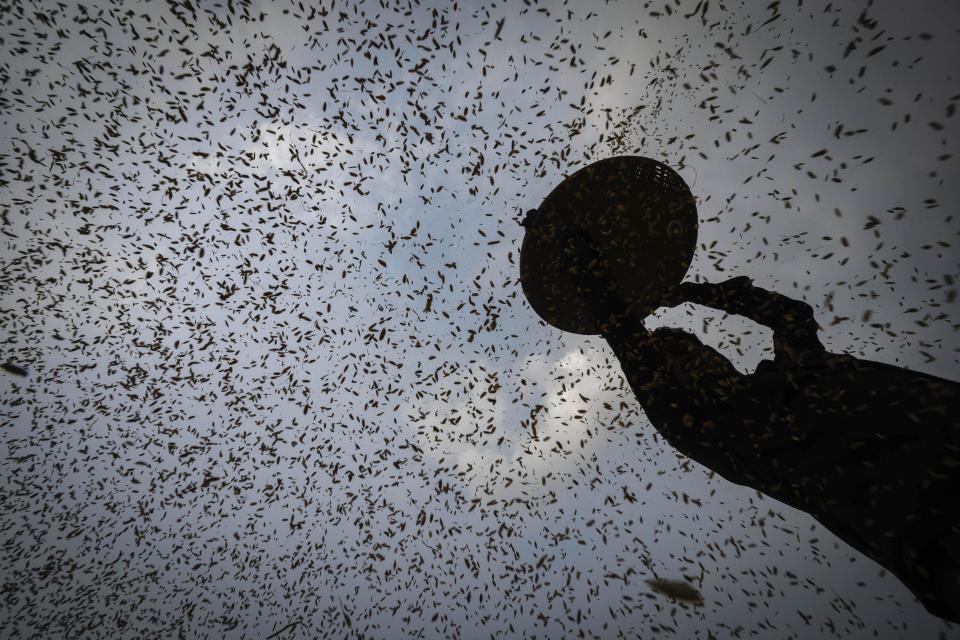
[1,0,959,638]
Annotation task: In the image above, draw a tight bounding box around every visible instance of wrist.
[600,310,649,345]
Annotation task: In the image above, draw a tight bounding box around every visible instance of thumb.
[721,275,753,288]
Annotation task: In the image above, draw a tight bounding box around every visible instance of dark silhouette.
[605,277,960,622]
[520,156,960,622]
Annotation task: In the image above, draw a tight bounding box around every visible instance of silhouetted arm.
[600,313,669,399]
[674,276,826,364]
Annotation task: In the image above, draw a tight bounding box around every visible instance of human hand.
[658,276,753,309]
[673,276,754,307]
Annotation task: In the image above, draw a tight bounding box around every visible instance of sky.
[1,0,959,638]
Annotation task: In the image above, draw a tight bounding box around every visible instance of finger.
[661,282,695,306]
[674,281,716,303]
[721,275,753,288]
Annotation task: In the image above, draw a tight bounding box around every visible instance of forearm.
[601,316,678,407]
[603,317,745,480]
[679,278,825,359]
